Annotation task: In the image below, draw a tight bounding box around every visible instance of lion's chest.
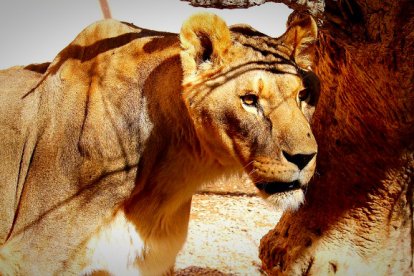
[80,210,184,276]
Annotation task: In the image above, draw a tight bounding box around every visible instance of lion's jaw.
[254,154,317,211]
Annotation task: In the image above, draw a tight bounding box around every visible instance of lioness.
[0,13,318,275]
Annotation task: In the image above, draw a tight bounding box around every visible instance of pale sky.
[0,0,291,69]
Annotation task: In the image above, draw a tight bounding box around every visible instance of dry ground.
[175,175,283,275]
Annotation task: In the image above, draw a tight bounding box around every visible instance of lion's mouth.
[255,180,301,195]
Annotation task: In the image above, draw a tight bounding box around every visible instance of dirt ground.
[175,175,283,275]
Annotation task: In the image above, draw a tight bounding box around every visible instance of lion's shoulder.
[63,19,179,57]
[71,19,142,48]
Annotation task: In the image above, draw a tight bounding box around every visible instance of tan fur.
[0,13,318,275]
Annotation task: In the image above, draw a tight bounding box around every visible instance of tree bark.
[183,0,414,274]
[181,0,323,16]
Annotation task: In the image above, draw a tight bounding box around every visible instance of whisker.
[242,160,254,170]
[247,168,257,177]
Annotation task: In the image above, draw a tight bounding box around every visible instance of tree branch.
[99,0,112,19]
[181,0,325,17]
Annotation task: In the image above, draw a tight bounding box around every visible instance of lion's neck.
[123,140,228,235]
[122,54,237,241]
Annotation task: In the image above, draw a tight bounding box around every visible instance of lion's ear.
[280,15,318,69]
[180,13,231,76]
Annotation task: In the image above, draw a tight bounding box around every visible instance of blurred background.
[0,0,291,69]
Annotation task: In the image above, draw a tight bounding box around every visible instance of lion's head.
[180,13,319,210]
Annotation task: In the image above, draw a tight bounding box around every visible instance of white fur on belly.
[81,211,145,276]
[81,210,183,276]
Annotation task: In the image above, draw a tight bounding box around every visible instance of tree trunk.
[184,0,413,274]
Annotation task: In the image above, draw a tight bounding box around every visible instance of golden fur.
[0,13,318,275]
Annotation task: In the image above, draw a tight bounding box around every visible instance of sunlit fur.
[0,13,318,275]
[266,189,305,211]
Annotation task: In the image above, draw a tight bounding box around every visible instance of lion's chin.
[259,189,305,212]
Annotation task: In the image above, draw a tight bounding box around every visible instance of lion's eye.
[241,94,258,106]
[298,89,311,102]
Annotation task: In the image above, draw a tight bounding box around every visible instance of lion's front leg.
[260,219,373,275]
[259,200,412,276]
[163,266,175,276]
[133,198,192,276]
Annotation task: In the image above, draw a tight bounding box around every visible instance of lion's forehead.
[229,68,303,99]
[213,30,305,96]
[229,26,298,72]
[225,47,298,75]
[262,74,302,100]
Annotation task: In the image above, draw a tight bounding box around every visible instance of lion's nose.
[282,151,316,170]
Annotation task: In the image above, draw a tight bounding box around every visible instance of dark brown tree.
[183,0,413,274]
